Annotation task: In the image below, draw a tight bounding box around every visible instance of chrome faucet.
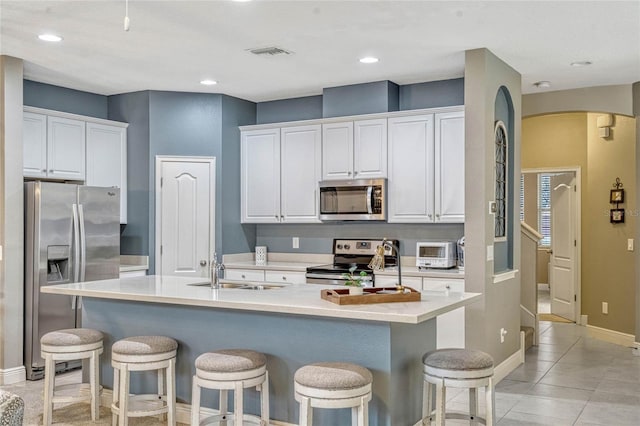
[210,252,225,289]
[368,239,403,290]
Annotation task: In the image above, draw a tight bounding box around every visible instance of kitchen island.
[43,275,481,425]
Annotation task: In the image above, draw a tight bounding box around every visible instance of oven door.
[305,272,375,287]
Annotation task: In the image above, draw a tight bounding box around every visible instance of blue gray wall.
[399,78,464,110]
[256,95,322,124]
[108,91,151,256]
[322,80,400,118]
[24,80,108,118]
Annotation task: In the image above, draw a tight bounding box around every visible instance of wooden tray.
[320,287,421,305]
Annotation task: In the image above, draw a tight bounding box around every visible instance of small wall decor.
[610,208,625,224]
[609,177,625,223]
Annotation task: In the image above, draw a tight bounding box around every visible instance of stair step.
[521,326,535,350]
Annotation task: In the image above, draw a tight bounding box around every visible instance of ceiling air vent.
[248,46,293,56]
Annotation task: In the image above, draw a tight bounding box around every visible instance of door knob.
[199,260,207,266]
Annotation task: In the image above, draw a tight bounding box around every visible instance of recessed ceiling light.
[38,34,63,42]
[570,61,592,67]
[359,57,379,64]
[533,81,551,89]
[200,79,218,86]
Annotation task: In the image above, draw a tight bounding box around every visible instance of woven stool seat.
[112,335,177,356]
[0,390,24,425]
[41,328,103,352]
[191,349,270,425]
[422,348,495,426]
[294,362,372,426]
[40,328,104,426]
[295,362,373,390]
[196,349,266,373]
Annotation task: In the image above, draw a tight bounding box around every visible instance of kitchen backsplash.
[256,223,464,256]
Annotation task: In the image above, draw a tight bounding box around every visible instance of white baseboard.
[494,346,524,384]
[586,324,635,347]
[0,366,26,385]
[99,389,296,426]
[580,315,588,326]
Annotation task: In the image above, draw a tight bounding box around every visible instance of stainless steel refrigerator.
[24,181,120,380]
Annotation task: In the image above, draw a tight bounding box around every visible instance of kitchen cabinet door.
[435,111,465,223]
[423,277,465,348]
[321,121,353,180]
[280,125,322,223]
[354,118,387,179]
[86,122,128,223]
[23,112,48,178]
[47,116,86,181]
[241,128,281,223]
[387,114,434,223]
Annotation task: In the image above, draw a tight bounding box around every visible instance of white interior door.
[156,157,215,278]
[550,173,576,321]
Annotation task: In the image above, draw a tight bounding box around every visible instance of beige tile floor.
[3,321,639,425]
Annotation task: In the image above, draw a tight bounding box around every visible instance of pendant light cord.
[124,0,130,31]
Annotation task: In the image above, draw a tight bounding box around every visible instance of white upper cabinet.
[242,125,321,224]
[388,108,465,223]
[322,118,387,180]
[86,122,128,223]
[321,121,353,180]
[23,112,48,178]
[435,111,465,223]
[241,128,281,223]
[353,118,387,179]
[24,111,86,181]
[47,116,86,181]
[280,125,322,223]
[387,114,435,222]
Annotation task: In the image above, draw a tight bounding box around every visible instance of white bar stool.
[294,362,372,426]
[40,328,104,426]
[190,349,269,426]
[421,348,495,426]
[110,335,178,426]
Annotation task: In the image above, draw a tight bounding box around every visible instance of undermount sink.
[187,281,284,290]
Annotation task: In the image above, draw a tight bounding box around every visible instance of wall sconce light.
[597,114,613,139]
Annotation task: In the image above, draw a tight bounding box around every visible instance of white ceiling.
[1,0,639,102]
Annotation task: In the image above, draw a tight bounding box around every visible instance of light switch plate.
[628,239,634,251]
[0,244,2,261]
[487,245,494,261]
[292,237,300,249]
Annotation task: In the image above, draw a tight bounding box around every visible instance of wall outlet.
[602,302,608,314]
[628,239,634,251]
[292,237,300,249]
[500,327,507,343]
[487,245,494,261]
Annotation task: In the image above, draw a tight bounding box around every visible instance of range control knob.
[336,244,343,249]
[344,244,351,250]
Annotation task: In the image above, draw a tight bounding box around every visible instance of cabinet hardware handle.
[347,171,352,176]
[49,170,54,173]
[282,276,287,280]
[199,260,207,266]
[436,214,440,219]
[280,215,284,219]
[241,274,246,279]
[446,285,451,289]
[354,171,358,176]
[42,169,46,173]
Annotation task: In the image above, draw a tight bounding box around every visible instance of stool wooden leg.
[260,371,269,425]
[220,389,228,418]
[356,395,368,426]
[43,354,55,426]
[191,376,201,426]
[422,380,433,425]
[90,349,100,421]
[485,378,495,426]
[157,368,166,422]
[235,381,244,426]
[167,358,176,426]
[118,366,129,426]
[469,387,478,420]
[434,380,446,426]
[298,395,312,426]
[112,367,120,426]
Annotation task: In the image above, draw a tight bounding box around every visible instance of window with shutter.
[538,174,552,247]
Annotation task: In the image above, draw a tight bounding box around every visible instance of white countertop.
[42,275,481,324]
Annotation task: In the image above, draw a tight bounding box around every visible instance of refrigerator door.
[78,186,120,281]
[24,181,78,379]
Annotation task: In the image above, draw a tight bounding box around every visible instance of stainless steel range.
[305,239,399,286]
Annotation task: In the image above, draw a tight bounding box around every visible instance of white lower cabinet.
[119,270,147,279]
[225,268,306,284]
[265,271,306,284]
[375,274,465,348]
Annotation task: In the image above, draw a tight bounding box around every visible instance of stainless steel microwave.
[319,178,386,221]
